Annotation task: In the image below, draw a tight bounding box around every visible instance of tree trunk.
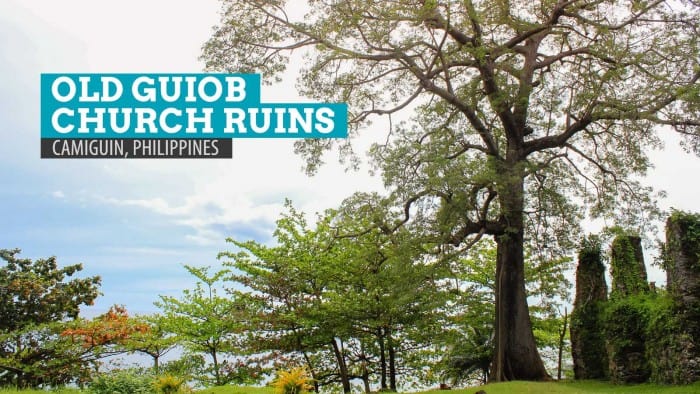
[557,308,568,380]
[16,336,25,388]
[362,361,371,394]
[211,349,221,386]
[17,372,24,390]
[360,344,371,393]
[490,172,550,382]
[331,339,351,394]
[154,354,160,375]
[387,328,397,391]
[379,329,388,390]
[302,349,320,393]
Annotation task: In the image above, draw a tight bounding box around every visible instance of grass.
[0,389,81,394]
[196,386,275,394]
[448,380,700,394]
[196,381,700,394]
[1,381,700,394]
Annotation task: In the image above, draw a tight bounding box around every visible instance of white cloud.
[1,0,385,248]
[51,190,65,199]
[96,143,385,245]
[102,196,188,216]
[100,246,186,257]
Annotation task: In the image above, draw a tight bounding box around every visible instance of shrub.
[602,294,651,383]
[160,355,206,385]
[89,369,154,394]
[153,374,190,394]
[271,367,313,394]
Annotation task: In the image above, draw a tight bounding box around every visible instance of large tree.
[202,0,699,381]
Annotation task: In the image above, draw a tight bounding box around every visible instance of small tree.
[62,305,149,349]
[121,314,176,374]
[222,200,455,392]
[155,265,247,386]
[61,305,162,374]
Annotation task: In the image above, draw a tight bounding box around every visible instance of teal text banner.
[40,74,348,139]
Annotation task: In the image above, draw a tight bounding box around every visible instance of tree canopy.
[155,265,257,386]
[0,249,100,332]
[218,200,572,391]
[0,249,101,388]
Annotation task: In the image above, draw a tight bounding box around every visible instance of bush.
[601,291,696,384]
[644,293,699,384]
[602,294,651,383]
[89,369,154,394]
[153,374,191,394]
[160,355,206,385]
[271,367,313,394]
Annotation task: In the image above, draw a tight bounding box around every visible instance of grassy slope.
[450,380,700,394]
[200,381,700,394]
[2,381,700,394]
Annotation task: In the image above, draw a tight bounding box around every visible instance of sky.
[0,0,385,314]
[1,0,698,316]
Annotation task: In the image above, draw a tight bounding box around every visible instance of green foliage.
[668,210,700,269]
[664,209,700,367]
[221,203,572,389]
[570,302,608,379]
[1,381,700,394]
[441,326,492,385]
[155,266,255,387]
[578,236,603,268]
[0,388,82,394]
[588,212,700,384]
[0,322,98,388]
[600,292,687,384]
[88,369,154,394]
[0,249,102,388]
[0,249,101,332]
[121,314,177,374]
[599,216,700,385]
[223,200,417,386]
[570,236,608,380]
[194,387,274,394]
[160,355,207,384]
[642,293,691,384]
[462,380,700,394]
[601,294,651,383]
[220,199,462,390]
[153,374,189,394]
[610,235,649,299]
[440,239,571,379]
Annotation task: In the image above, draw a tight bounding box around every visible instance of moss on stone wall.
[657,210,700,384]
[571,237,609,380]
[610,235,649,299]
[602,294,651,383]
